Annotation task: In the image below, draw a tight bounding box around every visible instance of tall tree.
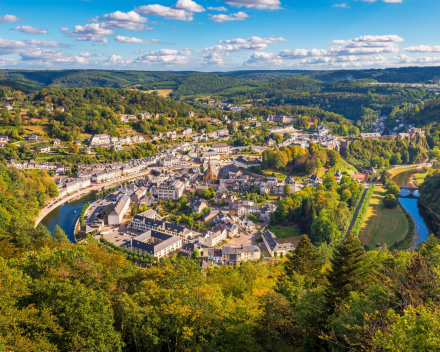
[287,235,319,278]
[52,225,69,244]
[324,232,369,315]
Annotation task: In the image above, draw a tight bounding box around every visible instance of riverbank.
[35,169,154,227]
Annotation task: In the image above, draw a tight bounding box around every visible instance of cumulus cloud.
[0,38,65,55]
[114,35,161,44]
[394,55,440,65]
[201,52,228,64]
[333,3,350,8]
[223,0,281,10]
[20,50,89,64]
[12,26,48,34]
[0,15,25,23]
[79,52,105,57]
[203,36,287,52]
[173,0,205,12]
[404,45,440,53]
[135,48,191,65]
[65,23,114,42]
[244,34,404,67]
[104,55,133,66]
[245,52,283,65]
[207,6,228,11]
[60,27,69,32]
[209,12,248,22]
[136,4,194,21]
[88,11,153,31]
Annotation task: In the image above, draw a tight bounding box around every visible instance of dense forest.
[418,172,440,235]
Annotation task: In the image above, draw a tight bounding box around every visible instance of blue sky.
[1,0,440,70]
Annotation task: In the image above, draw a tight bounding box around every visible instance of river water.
[40,192,97,242]
[391,168,431,245]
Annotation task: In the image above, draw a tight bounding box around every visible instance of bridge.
[399,186,418,195]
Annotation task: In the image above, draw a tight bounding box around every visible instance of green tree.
[386,182,401,198]
[324,232,369,315]
[52,225,69,244]
[383,194,398,208]
[287,235,319,277]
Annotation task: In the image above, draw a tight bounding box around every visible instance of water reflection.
[40,192,97,242]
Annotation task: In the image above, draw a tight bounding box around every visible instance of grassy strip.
[79,202,90,228]
[351,184,376,235]
[390,201,415,250]
[343,188,365,235]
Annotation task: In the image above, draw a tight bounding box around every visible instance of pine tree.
[287,235,319,277]
[53,225,69,244]
[324,232,369,315]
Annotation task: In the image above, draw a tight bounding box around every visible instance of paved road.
[34,169,154,227]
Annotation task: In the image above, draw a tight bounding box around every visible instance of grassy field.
[24,125,50,134]
[267,225,302,245]
[146,89,173,97]
[386,166,416,178]
[261,168,291,180]
[359,188,408,249]
[413,167,435,186]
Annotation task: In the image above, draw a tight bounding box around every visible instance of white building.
[157,179,185,200]
[261,229,295,257]
[90,134,111,147]
[108,195,131,226]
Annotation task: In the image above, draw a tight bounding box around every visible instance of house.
[39,145,50,153]
[0,136,9,143]
[1,104,12,110]
[309,175,323,187]
[208,245,261,264]
[255,121,261,127]
[108,195,131,225]
[53,139,62,147]
[126,230,183,258]
[180,242,203,257]
[191,196,208,213]
[267,138,276,147]
[203,209,219,224]
[201,228,228,247]
[225,194,236,206]
[266,115,297,124]
[136,209,162,221]
[317,123,330,136]
[113,145,124,151]
[165,131,177,140]
[215,191,227,204]
[132,187,147,203]
[261,229,295,257]
[335,170,342,181]
[27,134,40,141]
[89,134,111,147]
[189,111,195,118]
[140,194,156,207]
[211,143,230,153]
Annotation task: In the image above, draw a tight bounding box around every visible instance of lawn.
[267,225,302,245]
[24,125,50,135]
[359,188,408,249]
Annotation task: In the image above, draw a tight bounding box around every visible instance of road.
[34,169,154,227]
[347,185,369,234]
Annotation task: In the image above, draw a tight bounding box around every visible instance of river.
[40,192,97,243]
[391,167,432,245]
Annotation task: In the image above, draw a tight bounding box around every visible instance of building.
[108,195,131,225]
[39,145,50,153]
[27,134,40,142]
[208,245,261,264]
[233,156,262,169]
[191,196,209,213]
[211,143,230,153]
[360,133,381,139]
[266,115,297,124]
[129,215,193,243]
[201,229,227,247]
[1,104,12,110]
[261,229,294,257]
[318,123,330,136]
[157,179,185,200]
[202,160,218,181]
[136,209,162,221]
[53,139,62,147]
[0,136,9,143]
[126,230,183,258]
[90,134,111,147]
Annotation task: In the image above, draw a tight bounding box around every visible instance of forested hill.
[2,66,440,92]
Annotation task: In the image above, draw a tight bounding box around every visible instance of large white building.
[108,195,131,226]
[157,179,185,200]
[126,230,183,258]
[129,215,193,243]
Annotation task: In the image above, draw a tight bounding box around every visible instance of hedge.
[351,184,376,235]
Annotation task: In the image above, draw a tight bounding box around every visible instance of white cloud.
[104,55,133,66]
[12,26,48,34]
[65,23,114,42]
[203,36,287,52]
[0,15,25,23]
[173,0,205,13]
[394,55,440,65]
[209,12,248,22]
[0,38,64,55]
[201,52,228,64]
[333,3,350,8]
[19,49,89,64]
[223,0,281,10]
[207,6,228,11]
[114,35,161,44]
[60,27,69,32]
[136,48,191,64]
[79,52,105,57]
[89,11,153,31]
[404,45,440,53]
[136,4,194,21]
[138,48,191,56]
[245,52,283,65]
